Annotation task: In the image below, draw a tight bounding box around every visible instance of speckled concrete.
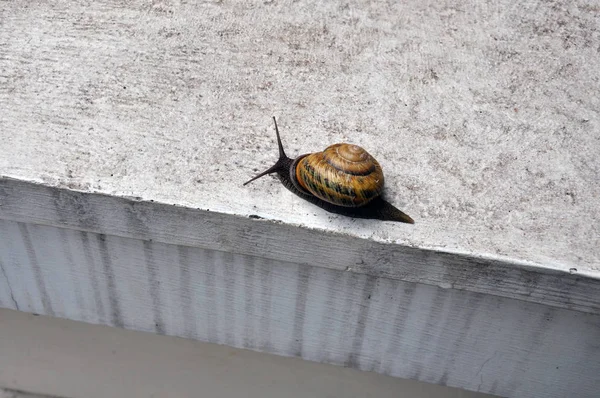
[1,0,598,274]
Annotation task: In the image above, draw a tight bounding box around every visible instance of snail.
[244,117,414,224]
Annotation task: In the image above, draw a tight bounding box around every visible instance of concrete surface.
[1,1,600,397]
[0,308,493,398]
[0,0,598,275]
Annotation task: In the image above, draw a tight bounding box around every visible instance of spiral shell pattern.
[295,143,384,207]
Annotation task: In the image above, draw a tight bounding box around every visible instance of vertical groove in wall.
[258,259,273,353]
[177,245,197,339]
[96,234,123,328]
[80,231,107,324]
[0,258,18,310]
[363,278,397,373]
[18,223,54,316]
[243,255,256,350]
[347,275,377,368]
[291,265,311,357]
[437,292,484,386]
[382,282,416,376]
[411,287,448,381]
[204,249,218,344]
[317,268,343,364]
[143,240,165,335]
[58,228,87,321]
[503,307,557,396]
[339,272,362,363]
[222,251,237,347]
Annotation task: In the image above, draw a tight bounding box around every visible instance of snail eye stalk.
[272,116,287,160]
[243,117,289,186]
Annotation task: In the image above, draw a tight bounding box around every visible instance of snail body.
[244,117,414,224]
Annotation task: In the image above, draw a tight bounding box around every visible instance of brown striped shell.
[294,143,384,207]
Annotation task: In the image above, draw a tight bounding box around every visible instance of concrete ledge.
[1,178,598,315]
[1,179,600,398]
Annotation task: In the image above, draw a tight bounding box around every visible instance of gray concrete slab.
[1,0,598,276]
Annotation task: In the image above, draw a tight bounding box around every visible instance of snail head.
[243,117,291,186]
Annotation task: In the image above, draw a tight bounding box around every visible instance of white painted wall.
[0,309,490,398]
[0,216,598,397]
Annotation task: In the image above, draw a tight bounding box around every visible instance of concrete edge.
[1,176,598,315]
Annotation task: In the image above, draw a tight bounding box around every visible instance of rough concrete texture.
[0,1,598,273]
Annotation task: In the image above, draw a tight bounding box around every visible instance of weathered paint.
[0,218,598,398]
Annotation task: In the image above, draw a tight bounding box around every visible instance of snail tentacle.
[243,117,292,186]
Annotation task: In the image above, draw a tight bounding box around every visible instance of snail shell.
[243,117,414,224]
[293,144,384,207]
